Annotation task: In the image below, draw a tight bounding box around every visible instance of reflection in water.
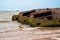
[0,12,60,40]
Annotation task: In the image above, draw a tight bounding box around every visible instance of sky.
[0,0,60,11]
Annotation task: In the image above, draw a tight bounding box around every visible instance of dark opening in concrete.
[59,20,60,22]
[34,11,52,18]
[22,10,36,16]
[37,23,41,26]
[16,18,19,20]
[46,16,52,20]
[22,12,31,16]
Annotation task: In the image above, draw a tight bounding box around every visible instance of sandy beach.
[0,26,60,40]
[0,12,60,40]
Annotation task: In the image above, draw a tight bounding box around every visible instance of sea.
[0,11,60,40]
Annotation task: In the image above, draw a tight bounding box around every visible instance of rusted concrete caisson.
[13,8,60,27]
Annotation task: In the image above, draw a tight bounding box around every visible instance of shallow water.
[0,11,60,40]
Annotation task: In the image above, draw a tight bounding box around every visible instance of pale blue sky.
[0,0,60,11]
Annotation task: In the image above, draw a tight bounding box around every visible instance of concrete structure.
[19,8,60,22]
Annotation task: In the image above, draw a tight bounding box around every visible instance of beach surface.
[0,11,60,40]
